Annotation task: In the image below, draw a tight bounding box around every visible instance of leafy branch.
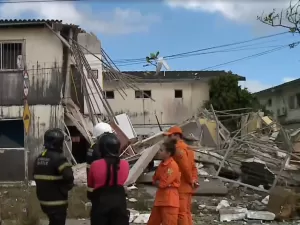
[257,0,300,33]
[145,51,160,67]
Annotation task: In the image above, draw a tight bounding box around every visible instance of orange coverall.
[173,140,198,225]
[147,158,181,225]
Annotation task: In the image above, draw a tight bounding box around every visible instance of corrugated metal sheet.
[0,105,64,180]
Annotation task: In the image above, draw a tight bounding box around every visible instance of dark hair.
[173,132,183,139]
[162,139,177,156]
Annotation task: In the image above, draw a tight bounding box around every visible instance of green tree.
[257,0,300,33]
[204,73,265,131]
[204,73,259,111]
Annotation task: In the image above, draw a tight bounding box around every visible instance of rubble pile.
[72,109,300,223]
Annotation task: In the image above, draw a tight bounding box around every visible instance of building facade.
[103,71,242,136]
[0,20,80,182]
[255,78,300,127]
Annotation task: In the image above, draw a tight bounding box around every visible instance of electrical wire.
[112,42,296,67]
[115,41,299,70]
[111,31,290,64]
[200,43,297,71]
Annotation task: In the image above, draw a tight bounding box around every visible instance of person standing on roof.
[33,128,74,225]
[87,132,130,225]
[164,126,199,225]
[86,122,114,177]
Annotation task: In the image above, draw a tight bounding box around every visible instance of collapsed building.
[1,19,299,224]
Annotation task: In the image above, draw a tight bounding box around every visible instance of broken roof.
[104,70,246,83]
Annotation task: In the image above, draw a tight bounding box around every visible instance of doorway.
[67,126,89,163]
[0,119,25,181]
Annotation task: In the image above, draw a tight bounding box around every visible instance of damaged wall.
[104,81,209,125]
[0,105,64,181]
[0,27,64,105]
[0,67,63,106]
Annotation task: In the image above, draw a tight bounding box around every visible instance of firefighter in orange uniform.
[164,126,199,225]
[147,139,181,225]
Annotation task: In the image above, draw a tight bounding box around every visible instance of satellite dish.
[155,57,170,75]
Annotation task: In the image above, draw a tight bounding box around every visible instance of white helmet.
[92,122,114,138]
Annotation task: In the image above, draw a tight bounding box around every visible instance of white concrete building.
[103,71,244,136]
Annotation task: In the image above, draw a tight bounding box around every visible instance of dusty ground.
[0,184,299,224]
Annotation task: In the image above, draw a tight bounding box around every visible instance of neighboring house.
[255,79,300,127]
[0,19,93,182]
[103,70,245,136]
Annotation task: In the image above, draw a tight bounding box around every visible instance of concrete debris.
[133,213,151,223]
[219,207,248,222]
[128,209,140,223]
[72,163,87,186]
[128,198,138,202]
[216,200,230,211]
[262,195,269,205]
[246,210,275,221]
[67,107,300,222]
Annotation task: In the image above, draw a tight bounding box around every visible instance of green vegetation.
[204,72,259,111]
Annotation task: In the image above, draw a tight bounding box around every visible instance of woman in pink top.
[87,133,130,225]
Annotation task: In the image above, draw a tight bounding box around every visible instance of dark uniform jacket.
[86,143,101,176]
[33,149,74,207]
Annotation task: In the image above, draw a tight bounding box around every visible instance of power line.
[111,31,290,64]
[200,42,298,71]
[116,41,299,70]
[113,42,298,67]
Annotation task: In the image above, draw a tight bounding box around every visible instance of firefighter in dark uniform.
[87,133,129,225]
[33,128,74,225]
[86,122,114,177]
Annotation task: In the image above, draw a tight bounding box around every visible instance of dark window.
[288,96,296,109]
[296,93,300,108]
[1,42,23,70]
[135,90,151,99]
[175,90,183,98]
[88,70,98,79]
[104,91,115,99]
[267,98,272,106]
[0,119,24,148]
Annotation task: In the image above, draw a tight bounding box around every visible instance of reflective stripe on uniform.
[39,200,68,206]
[34,175,63,180]
[87,187,94,192]
[58,162,72,172]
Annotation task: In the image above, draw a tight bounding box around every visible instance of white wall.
[104,81,209,125]
[0,27,63,69]
[83,54,104,115]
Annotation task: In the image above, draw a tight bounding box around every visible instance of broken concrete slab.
[133,213,150,223]
[125,141,162,185]
[246,210,275,221]
[219,207,248,222]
